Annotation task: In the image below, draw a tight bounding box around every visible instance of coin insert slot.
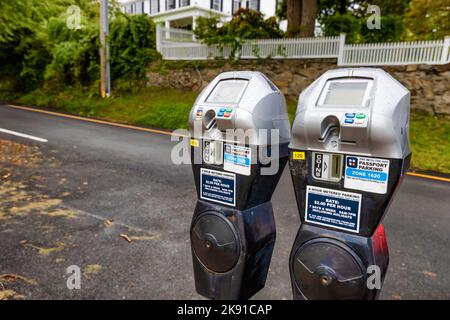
[312,152,343,182]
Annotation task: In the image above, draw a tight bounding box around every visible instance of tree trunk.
[287,0,302,37]
[299,0,317,37]
[339,0,347,15]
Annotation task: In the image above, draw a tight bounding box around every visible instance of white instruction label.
[344,156,390,194]
[305,186,361,233]
[200,168,236,207]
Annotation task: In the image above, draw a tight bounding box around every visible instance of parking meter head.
[290,68,411,159]
[189,71,291,146]
[289,68,411,237]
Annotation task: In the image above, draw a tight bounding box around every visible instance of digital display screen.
[323,81,368,106]
[206,79,248,104]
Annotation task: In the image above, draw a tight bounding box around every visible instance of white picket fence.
[339,39,450,66]
[156,26,450,66]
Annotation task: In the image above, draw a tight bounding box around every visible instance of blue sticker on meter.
[200,168,236,206]
[305,186,361,233]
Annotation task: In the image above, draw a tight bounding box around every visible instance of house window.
[150,0,159,14]
[166,0,176,10]
[134,2,140,14]
[232,0,241,14]
[211,0,222,11]
[248,0,260,11]
[179,0,190,7]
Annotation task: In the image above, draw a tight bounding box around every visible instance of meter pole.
[100,0,111,98]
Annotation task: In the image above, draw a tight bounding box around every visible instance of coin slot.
[312,152,343,182]
[203,109,217,130]
[331,154,342,179]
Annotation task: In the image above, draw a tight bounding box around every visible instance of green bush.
[321,13,405,43]
[194,9,284,58]
[43,16,99,87]
[404,0,450,40]
[0,0,160,96]
[360,15,404,43]
[321,14,361,43]
[110,14,160,81]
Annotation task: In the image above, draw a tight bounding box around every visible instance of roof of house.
[150,5,229,19]
[121,2,229,19]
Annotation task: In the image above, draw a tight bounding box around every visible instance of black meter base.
[190,199,276,300]
[289,223,389,300]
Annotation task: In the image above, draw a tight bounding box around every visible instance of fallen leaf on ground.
[47,209,77,219]
[0,290,17,300]
[0,273,38,286]
[9,198,62,214]
[0,211,8,220]
[120,234,132,243]
[120,233,160,243]
[2,173,11,179]
[84,264,102,275]
[422,270,437,278]
[24,242,66,256]
[104,219,114,227]
[129,235,160,241]
[0,139,43,167]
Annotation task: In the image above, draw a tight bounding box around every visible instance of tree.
[0,0,159,94]
[0,0,49,44]
[300,0,318,37]
[321,13,361,42]
[286,0,302,37]
[275,0,287,20]
[318,0,353,17]
[287,0,318,37]
[404,0,450,40]
[0,0,75,89]
[194,9,284,58]
[319,0,410,43]
[194,9,284,44]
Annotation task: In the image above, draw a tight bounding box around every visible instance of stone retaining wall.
[147,59,450,115]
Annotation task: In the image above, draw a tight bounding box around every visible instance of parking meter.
[189,71,291,300]
[288,68,411,299]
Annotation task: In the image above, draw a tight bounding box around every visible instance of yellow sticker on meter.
[190,139,199,147]
[293,151,305,160]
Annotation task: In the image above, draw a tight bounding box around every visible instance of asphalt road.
[0,104,449,300]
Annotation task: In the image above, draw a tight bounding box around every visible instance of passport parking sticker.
[344,156,390,194]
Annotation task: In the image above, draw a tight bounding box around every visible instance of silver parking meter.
[189,71,291,300]
[289,68,411,299]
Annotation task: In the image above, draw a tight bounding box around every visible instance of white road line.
[0,128,48,143]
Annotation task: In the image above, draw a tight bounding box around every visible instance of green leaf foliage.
[404,0,450,40]
[321,13,405,43]
[321,13,361,43]
[110,14,160,80]
[360,15,405,43]
[0,0,159,95]
[194,8,284,58]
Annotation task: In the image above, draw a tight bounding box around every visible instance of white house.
[120,0,279,30]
